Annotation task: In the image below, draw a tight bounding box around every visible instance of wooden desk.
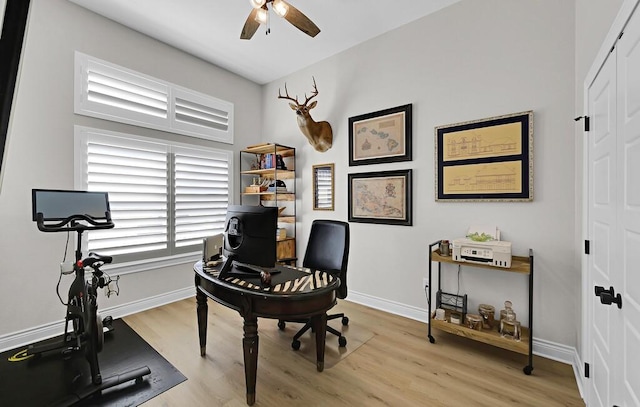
[194,261,340,405]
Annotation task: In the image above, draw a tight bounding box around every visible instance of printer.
[451,226,512,268]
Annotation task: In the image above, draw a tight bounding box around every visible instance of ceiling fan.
[241,0,321,40]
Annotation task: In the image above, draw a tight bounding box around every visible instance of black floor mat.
[0,319,186,406]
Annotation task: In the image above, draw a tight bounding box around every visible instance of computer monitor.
[220,205,278,277]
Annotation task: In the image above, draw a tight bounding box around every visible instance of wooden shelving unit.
[240,143,296,264]
[427,242,534,375]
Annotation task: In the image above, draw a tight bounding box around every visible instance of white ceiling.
[68,0,460,84]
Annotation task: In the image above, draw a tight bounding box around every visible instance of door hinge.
[574,116,590,131]
[585,240,590,255]
[585,362,590,378]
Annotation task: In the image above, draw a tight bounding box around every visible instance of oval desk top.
[195,260,340,298]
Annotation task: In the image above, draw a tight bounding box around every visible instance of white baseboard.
[347,290,430,323]
[0,286,194,353]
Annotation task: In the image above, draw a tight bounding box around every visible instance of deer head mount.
[278,77,333,152]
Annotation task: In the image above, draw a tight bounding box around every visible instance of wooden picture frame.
[348,104,412,166]
[435,111,533,202]
[348,169,412,226]
[312,163,334,211]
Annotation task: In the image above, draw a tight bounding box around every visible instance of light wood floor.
[124,298,584,407]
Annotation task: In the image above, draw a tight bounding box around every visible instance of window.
[74,52,234,144]
[75,127,231,268]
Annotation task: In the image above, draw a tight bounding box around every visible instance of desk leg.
[196,289,208,357]
[312,313,327,372]
[242,317,259,406]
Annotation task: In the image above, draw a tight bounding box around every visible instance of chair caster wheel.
[338,336,347,347]
[278,321,286,330]
[342,316,349,326]
[292,340,301,350]
[523,365,533,375]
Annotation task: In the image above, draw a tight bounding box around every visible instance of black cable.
[56,270,67,306]
[456,265,461,299]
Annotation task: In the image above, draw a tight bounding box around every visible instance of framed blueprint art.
[435,111,533,202]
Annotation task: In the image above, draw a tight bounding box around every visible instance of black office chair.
[279,219,350,349]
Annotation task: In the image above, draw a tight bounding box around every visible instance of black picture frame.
[348,169,412,226]
[348,104,412,166]
[435,111,533,202]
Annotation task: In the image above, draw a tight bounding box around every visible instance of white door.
[615,8,640,405]
[587,45,620,407]
[586,7,640,406]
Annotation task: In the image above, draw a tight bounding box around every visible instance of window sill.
[102,251,201,276]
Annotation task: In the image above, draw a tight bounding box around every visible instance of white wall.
[262,0,578,346]
[0,0,262,337]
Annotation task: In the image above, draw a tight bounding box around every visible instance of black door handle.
[599,292,623,309]
[594,285,613,297]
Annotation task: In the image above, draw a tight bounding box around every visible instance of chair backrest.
[302,220,350,299]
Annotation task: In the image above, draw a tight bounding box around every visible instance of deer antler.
[278,83,299,104]
[278,77,320,107]
[301,76,319,106]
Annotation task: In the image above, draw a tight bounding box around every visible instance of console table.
[194,261,340,405]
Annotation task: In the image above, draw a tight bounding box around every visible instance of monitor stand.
[218,255,236,278]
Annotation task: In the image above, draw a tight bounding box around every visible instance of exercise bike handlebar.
[82,252,113,268]
[35,212,115,233]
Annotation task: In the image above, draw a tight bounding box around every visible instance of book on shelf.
[260,153,287,170]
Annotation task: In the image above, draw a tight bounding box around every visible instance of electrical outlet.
[422,277,429,290]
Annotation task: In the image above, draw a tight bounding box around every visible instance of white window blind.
[75,52,234,144]
[172,88,231,140]
[315,167,333,209]
[174,146,229,248]
[75,127,230,264]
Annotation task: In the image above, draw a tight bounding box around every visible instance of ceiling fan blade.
[240,8,260,40]
[282,2,320,37]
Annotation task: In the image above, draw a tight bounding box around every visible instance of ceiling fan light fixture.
[272,0,289,17]
[254,8,268,24]
[249,0,266,9]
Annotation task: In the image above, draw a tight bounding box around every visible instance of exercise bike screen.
[32,189,110,221]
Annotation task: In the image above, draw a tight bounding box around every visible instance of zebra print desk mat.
[204,264,339,293]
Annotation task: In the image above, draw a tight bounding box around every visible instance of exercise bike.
[27,189,150,405]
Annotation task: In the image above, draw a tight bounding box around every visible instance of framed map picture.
[348,169,412,226]
[435,111,533,202]
[348,104,412,166]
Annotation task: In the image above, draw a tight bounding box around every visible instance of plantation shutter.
[76,52,169,128]
[171,88,234,143]
[315,167,333,209]
[85,136,170,257]
[76,127,232,263]
[173,146,229,248]
[75,52,234,144]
